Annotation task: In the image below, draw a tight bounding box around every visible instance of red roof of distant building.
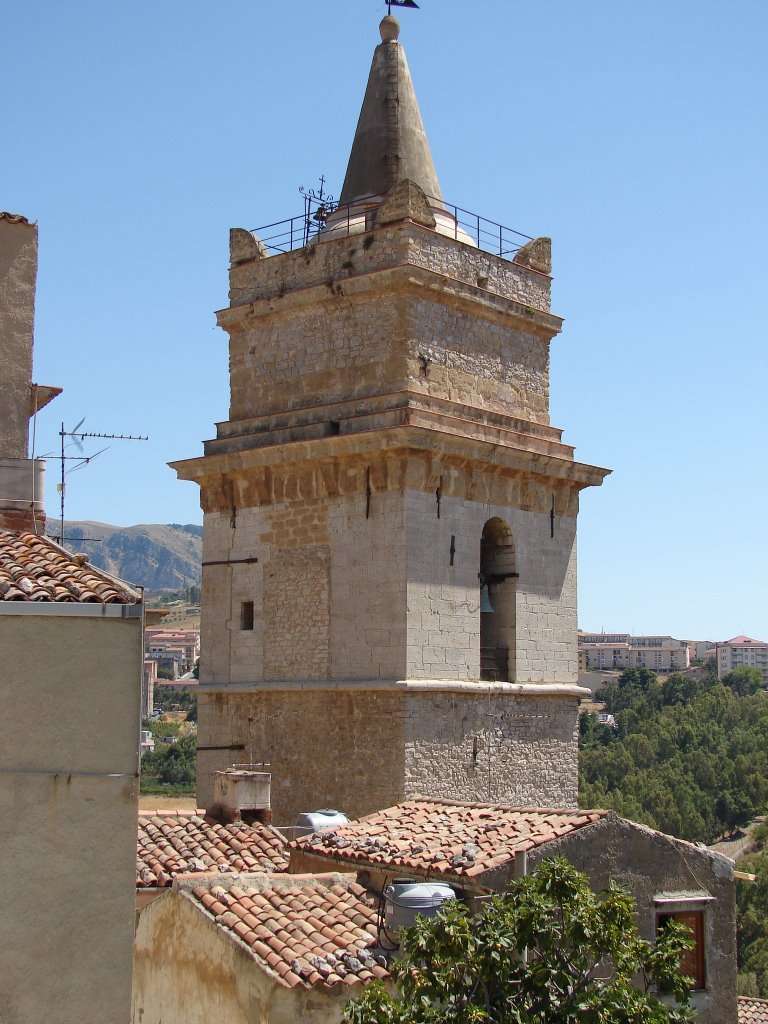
[726,636,765,645]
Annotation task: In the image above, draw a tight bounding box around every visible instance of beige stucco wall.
[0,217,36,459]
[0,610,142,1024]
[132,888,355,1024]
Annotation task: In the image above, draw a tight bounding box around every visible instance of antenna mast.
[55,420,148,546]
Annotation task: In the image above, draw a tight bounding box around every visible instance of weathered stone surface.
[229,228,267,265]
[513,236,552,275]
[195,685,581,822]
[376,179,436,229]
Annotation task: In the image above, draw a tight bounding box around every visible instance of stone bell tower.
[172,15,609,824]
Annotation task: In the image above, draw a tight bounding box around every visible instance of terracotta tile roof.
[137,812,289,887]
[739,997,768,1024]
[0,211,29,223]
[186,874,390,989]
[0,530,140,603]
[290,799,608,881]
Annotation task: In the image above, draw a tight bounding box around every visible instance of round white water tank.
[384,879,456,934]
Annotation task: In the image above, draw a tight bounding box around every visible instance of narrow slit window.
[240,601,254,631]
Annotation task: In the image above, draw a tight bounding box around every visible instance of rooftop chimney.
[208,767,272,826]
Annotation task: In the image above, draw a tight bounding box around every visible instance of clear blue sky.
[4,0,766,640]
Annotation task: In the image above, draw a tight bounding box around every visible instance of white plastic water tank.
[384,879,456,934]
[295,808,349,838]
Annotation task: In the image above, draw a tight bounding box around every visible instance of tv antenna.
[51,419,148,546]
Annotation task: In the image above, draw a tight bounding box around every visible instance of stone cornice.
[217,262,563,341]
[193,678,590,699]
[170,424,610,493]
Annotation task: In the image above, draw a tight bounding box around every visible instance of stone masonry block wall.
[328,490,407,680]
[405,491,577,683]
[195,686,579,821]
[230,222,550,313]
[0,218,36,459]
[513,510,577,684]
[402,226,551,312]
[229,294,404,421]
[200,472,578,686]
[405,489,481,680]
[403,691,580,808]
[264,545,330,680]
[200,491,408,685]
[196,688,408,822]
[403,295,550,423]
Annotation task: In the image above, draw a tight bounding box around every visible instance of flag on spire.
[387,0,419,12]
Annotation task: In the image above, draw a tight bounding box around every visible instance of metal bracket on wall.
[202,557,259,567]
[197,744,246,752]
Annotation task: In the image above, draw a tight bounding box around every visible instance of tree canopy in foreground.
[344,858,692,1024]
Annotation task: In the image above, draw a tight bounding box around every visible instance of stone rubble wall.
[230,221,551,312]
[225,220,556,428]
[195,686,580,823]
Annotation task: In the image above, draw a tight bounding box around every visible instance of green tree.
[344,858,693,1024]
[723,666,764,697]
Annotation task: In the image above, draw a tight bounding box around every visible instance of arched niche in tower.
[480,517,517,682]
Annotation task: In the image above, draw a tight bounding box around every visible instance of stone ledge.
[194,678,590,698]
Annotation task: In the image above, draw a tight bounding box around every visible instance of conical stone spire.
[339,15,443,207]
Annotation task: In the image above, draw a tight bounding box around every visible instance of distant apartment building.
[144,628,200,679]
[717,636,768,686]
[142,659,157,719]
[687,640,716,663]
[578,633,690,673]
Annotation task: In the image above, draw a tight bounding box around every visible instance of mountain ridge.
[51,521,202,593]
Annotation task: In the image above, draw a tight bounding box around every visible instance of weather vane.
[387,0,419,14]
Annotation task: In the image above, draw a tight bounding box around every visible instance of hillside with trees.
[579,665,768,844]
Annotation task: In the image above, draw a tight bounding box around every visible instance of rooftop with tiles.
[180,872,390,990]
[0,529,140,603]
[137,810,288,888]
[290,798,608,886]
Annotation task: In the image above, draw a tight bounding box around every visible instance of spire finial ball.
[380,15,400,42]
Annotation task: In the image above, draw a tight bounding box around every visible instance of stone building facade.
[172,16,609,824]
[0,211,61,533]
